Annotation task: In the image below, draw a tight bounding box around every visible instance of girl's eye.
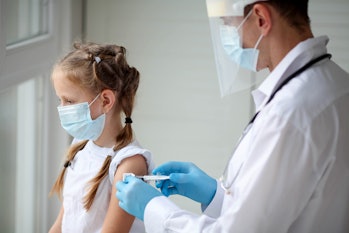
[58,97,75,106]
[63,101,76,106]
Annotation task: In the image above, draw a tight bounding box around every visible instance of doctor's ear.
[100,89,116,113]
[252,3,272,36]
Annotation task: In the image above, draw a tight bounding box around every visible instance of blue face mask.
[220,11,263,72]
[57,94,105,141]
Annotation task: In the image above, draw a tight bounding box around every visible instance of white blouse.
[62,139,154,233]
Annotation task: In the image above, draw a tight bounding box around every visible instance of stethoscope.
[220,53,332,194]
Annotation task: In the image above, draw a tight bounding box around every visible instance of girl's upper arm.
[101,154,148,233]
[49,205,64,233]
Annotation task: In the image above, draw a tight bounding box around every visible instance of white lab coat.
[143,36,349,233]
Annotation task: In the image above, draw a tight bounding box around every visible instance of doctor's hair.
[50,42,140,211]
[245,0,310,33]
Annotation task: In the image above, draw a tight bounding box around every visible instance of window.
[0,76,45,233]
[5,0,49,46]
[0,0,78,232]
[0,85,17,232]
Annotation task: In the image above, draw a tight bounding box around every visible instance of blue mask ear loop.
[88,93,104,121]
[237,10,263,51]
[235,10,253,49]
[88,93,101,107]
[254,34,264,50]
[236,10,253,31]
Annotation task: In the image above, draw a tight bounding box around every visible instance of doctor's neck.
[264,22,314,72]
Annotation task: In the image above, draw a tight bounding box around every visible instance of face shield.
[206,0,265,97]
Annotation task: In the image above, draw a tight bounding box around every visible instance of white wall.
[309,0,349,71]
[84,0,349,213]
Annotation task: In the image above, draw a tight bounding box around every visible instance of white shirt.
[62,140,154,233]
[143,36,349,233]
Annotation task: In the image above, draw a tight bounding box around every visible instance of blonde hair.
[50,42,140,210]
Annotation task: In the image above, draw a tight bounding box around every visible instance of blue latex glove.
[116,175,162,221]
[153,161,217,206]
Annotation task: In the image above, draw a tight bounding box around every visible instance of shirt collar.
[252,36,329,112]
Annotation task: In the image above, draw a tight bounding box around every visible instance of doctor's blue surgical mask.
[220,10,263,72]
[57,94,105,140]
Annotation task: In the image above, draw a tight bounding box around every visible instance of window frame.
[0,0,83,231]
[0,0,59,91]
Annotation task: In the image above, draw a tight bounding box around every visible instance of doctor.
[116,0,349,232]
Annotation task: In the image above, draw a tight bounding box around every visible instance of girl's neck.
[94,114,123,148]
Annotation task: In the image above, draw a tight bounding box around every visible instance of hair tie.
[64,161,71,168]
[125,117,133,124]
[94,56,101,64]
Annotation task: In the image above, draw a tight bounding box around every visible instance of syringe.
[123,173,170,182]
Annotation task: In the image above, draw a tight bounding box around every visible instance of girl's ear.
[100,89,116,113]
[253,3,272,36]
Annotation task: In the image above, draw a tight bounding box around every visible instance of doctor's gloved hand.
[116,175,162,221]
[153,161,217,206]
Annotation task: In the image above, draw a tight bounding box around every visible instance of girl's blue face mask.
[57,94,105,141]
[220,10,263,72]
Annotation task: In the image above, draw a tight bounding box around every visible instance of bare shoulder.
[113,154,148,183]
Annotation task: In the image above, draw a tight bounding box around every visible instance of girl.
[49,42,153,233]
